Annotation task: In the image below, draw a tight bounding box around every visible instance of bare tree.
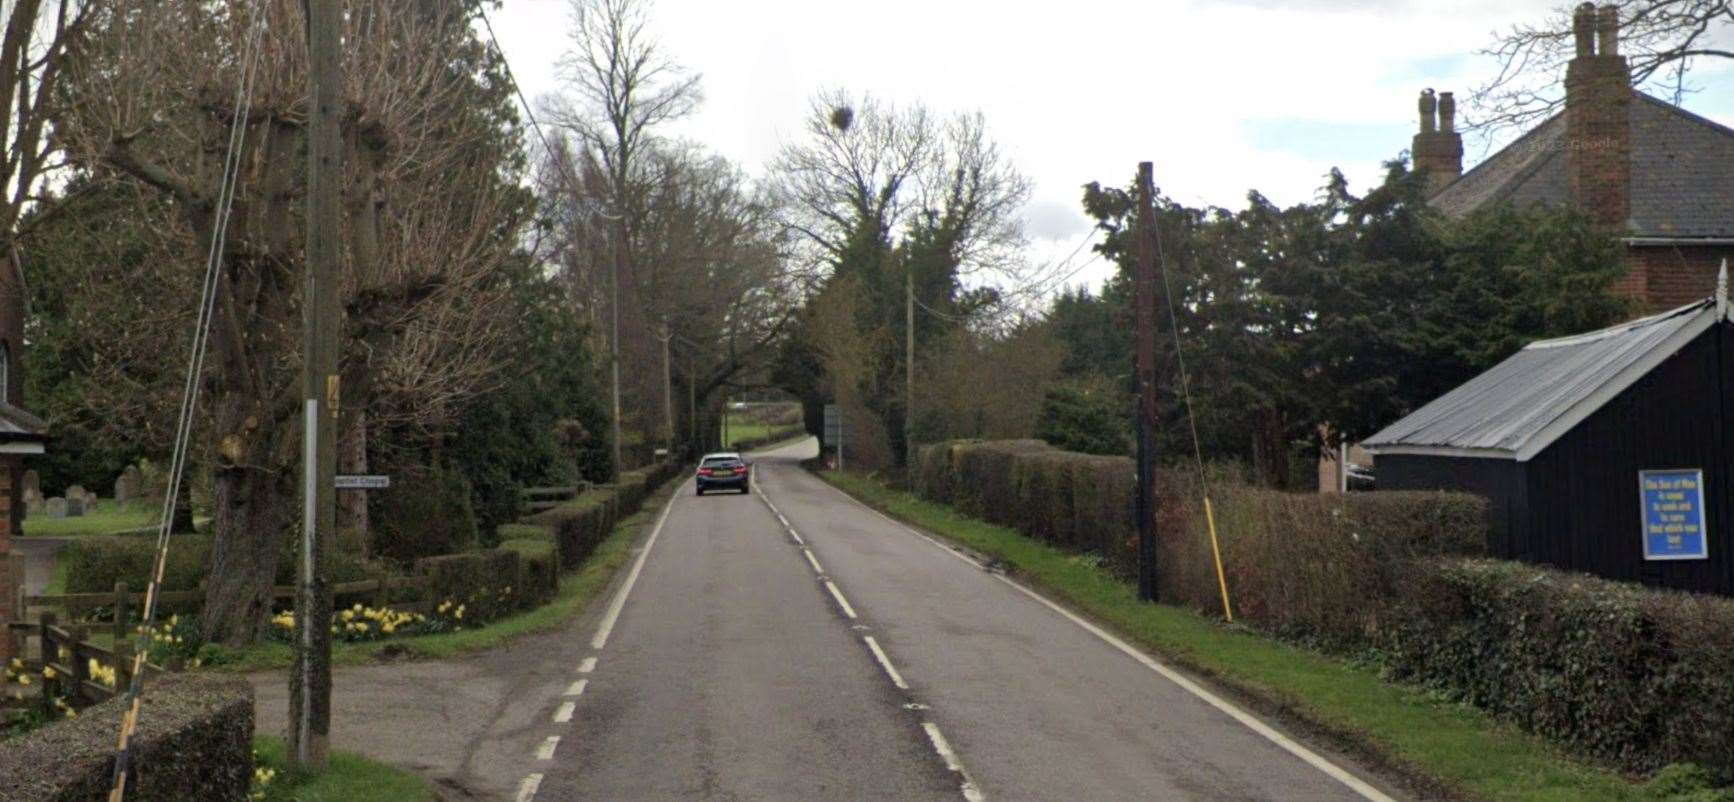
[1472,0,1732,134]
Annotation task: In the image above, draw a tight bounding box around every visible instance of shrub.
[370,466,479,566]
[502,539,559,606]
[63,536,211,594]
[415,549,521,624]
[527,492,618,571]
[1033,381,1130,456]
[1380,559,1734,776]
[0,674,253,801]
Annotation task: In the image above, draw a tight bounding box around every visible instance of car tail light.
[698,468,713,476]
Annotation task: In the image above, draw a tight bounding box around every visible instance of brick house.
[1412,3,1734,312]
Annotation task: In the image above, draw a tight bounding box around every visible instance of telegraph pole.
[293,0,341,771]
[659,320,674,450]
[610,229,623,473]
[1133,162,1161,603]
[905,266,915,465]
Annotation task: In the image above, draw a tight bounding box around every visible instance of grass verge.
[818,470,1695,802]
[253,735,432,802]
[21,500,155,537]
[203,481,676,673]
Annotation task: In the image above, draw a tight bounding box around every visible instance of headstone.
[114,467,140,505]
[67,485,93,512]
[66,496,86,517]
[44,497,66,519]
[21,470,38,498]
[23,491,41,518]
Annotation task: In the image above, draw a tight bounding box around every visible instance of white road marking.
[535,736,560,761]
[824,580,857,619]
[553,701,575,723]
[809,470,1394,802]
[565,679,589,697]
[515,773,543,802]
[804,548,825,574]
[862,635,908,689]
[592,489,679,650]
[789,529,805,545]
[923,722,987,802]
[578,657,597,674]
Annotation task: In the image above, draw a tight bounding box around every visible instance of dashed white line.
[578,656,597,674]
[789,528,805,545]
[862,635,908,689]
[565,678,589,697]
[923,722,986,802]
[515,773,543,802]
[803,548,825,574]
[553,701,576,723]
[592,489,679,650]
[535,736,560,761]
[824,580,857,619]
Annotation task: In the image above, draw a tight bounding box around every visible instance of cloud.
[1022,198,1092,243]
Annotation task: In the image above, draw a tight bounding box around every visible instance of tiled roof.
[1429,94,1734,239]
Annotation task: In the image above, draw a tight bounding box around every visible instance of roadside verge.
[815,470,1683,802]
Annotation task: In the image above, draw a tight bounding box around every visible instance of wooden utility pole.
[610,229,623,472]
[659,320,674,449]
[1133,162,1161,603]
[292,0,341,771]
[905,266,915,465]
[687,350,697,453]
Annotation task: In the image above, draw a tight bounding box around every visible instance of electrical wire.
[107,7,266,801]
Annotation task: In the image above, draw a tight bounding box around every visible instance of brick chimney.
[1565,2,1631,229]
[1412,88,1464,194]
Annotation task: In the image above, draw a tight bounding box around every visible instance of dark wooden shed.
[1364,269,1734,595]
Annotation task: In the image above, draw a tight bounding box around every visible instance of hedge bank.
[523,461,681,571]
[1383,559,1734,776]
[0,674,253,801]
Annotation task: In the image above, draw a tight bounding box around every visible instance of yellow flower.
[65,709,78,719]
[41,666,56,680]
[18,675,30,686]
[454,605,465,620]
[340,609,354,622]
[8,658,20,670]
[381,622,396,635]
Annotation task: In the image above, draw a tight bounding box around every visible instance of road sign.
[823,404,844,446]
[335,475,390,490]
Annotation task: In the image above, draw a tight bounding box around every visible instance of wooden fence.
[4,611,158,720]
[21,574,437,636]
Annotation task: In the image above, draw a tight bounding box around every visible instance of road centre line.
[923,722,987,802]
[804,548,825,574]
[535,736,560,761]
[553,701,575,723]
[578,657,596,673]
[862,635,909,689]
[809,474,1393,802]
[591,488,679,651]
[515,773,542,802]
[824,580,857,618]
[565,679,588,697]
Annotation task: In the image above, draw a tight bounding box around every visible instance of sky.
[486,0,1734,293]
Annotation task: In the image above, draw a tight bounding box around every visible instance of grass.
[21,499,156,537]
[819,470,1702,802]
[203,481,675,673]
[253,735,432,802]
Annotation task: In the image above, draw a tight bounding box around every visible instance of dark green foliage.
[524,461,682,570]
[0,674,253,801]
[416,549,521,624]
[63,536,211,594]
[1033,381,1129,456]
[1383,559,1734,776]
[369,466,479,566]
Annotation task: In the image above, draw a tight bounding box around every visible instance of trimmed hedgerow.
[63,535,211,595]
[416,549,522,623]
[0,674,253,802]
[522,460,682,571]
[1381,558,1734,776]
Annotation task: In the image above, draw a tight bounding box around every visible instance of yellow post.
[1204,497,1233,622]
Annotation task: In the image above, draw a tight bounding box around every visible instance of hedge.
[0,674,253,801]
[912,440,1487,645]
[526,460,681,571]
[64,536,212,595]
[1381,559,1734,775]
[416,549,523,623]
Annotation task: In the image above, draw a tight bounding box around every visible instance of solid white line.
[591,489,679,650]
[565,678,588,697]
[810,471,1393,802]
[535,736,560,761]
[824,580,857,619]
[578,657,597,674]
[862,635,908,689]
[804,548,825,575]
[515,773,543,802]
[922,722,987,802]
[553,701,575,723]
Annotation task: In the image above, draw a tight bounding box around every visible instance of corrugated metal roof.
[0,402,46,440]
[1363,298,1721,460]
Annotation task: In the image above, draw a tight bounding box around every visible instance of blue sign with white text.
[1641,469,1709,560]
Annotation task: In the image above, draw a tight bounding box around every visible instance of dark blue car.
[696,452,751,495]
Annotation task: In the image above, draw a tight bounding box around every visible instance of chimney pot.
[1439,92,1456,132]
[1418,88,1437,133]
[1573,3,1598,57]
[1597,5,1619,56]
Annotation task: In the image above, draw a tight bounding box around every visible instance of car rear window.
[702,457,741,468]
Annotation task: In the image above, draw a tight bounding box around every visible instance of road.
[522,438,1405,802]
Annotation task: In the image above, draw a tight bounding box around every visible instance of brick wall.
[1626,244,1734,310]
[0,453,14,664]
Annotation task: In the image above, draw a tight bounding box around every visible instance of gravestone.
[44,496,66,519]
[66,496,86,517]
[114,467,140,505]
[21,469,38,499]
[23,490,41,518]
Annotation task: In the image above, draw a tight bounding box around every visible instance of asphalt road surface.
[522,438,1405,802]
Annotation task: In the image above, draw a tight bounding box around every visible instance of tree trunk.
[338,411,369,557]
[200,398,295,646]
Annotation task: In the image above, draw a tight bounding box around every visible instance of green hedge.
[416,549,525,624]
[0,674,253,801]
[370,466,479,566]
[1382,559,1734,775]
[526,461,680,571]
[63,536,212,594]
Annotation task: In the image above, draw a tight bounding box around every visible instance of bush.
[370,466,479,566]
[1381,559,1734,776]
[527,492,619,571]
[501,538,559,606]
[63,535,211,594]
[415,549,521,624]
[0,674,253,801]
[1033,382,1130,456]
